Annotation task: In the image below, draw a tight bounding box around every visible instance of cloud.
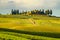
[12,0,59,9]
[0,0,60,15]
[0,0,60,10]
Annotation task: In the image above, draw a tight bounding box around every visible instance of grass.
[0,28,60,40]
[0,15,60,40]
[0,32,30,40]
[0,15,60,32]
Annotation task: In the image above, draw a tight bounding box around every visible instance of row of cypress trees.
[11,9,19,15]
[11,9,52,16]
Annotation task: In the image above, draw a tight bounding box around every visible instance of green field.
[0,28,60,40]
[0,15,60,40]
[0,31,60,40]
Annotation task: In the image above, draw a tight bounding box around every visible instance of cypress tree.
[41,9,44,14]
[11,9,14,15]
[16,10,19,14]
[45,9,49,15]
[13,10,16,15]
[49,9,52,15]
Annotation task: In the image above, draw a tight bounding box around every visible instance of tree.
[13,10,17,15]
[41,9,44,14]
[31,10,35,14]
[11,9,14,15]
[11,9,16,15]
[45,9,49,15]
[16,9,19,14]
[11,9,20,15]
[49,9,52,16]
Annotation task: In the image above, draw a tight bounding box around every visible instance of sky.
[0,0,60,16]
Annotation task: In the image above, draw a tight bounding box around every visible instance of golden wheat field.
[0,15,60,33]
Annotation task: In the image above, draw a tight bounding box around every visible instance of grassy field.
[0,15,60,40]
[0,31,60,40]
[0,28,60,40]
[0,15,60,32]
